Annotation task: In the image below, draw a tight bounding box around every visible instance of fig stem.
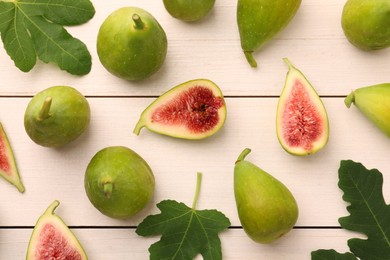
[44,200,60,215]
[283,57,294,69]
[132,14,144,30]
[192,172,202,210]
[38,96,52,121]
[103,182,113,198]
[244,51,257,68]
[344,91,355,108]
[236,148,251,164]
[133,119,144,135]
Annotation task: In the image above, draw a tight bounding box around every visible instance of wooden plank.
[0,228,358,260]
[0,97,389,227]
[0,1,389,96]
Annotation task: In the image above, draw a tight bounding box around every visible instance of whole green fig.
[237,0,301,67]
[163,0,215,22]
[342,0,390,51]
[345,83,390,137]
[234,148,299,243]
[24,86,90,148]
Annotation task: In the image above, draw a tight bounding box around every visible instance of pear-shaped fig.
[276,58,329,156]
[97,7,167,81]
[234,148,299,244]
[24,86,90,148]
[133,79,226,140]
[237,0,301,67]
[163,0,215,22]
[345,83,390,138]
[0,122,24,192]
[85,146,155,219]
[26,200,88,260]
[342,0,390,51]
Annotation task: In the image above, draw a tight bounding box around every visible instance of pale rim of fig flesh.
[26,200,88,260]
[276,58,329,156]
[133,79,227,140]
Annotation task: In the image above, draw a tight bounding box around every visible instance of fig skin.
[84,146,155,219]
[237,0,301,67]
[24,86,90,148]
[234,148,299,244]
[133,79,226,140]
[276,58,329,156]
[345,83,390,137]
[163,0,215,22]
[26,200,88,260]
[97,7,167,81]
[342,0,390,51]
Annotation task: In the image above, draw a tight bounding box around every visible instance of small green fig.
[163,0,216,22]
[234,148,298,244]
[342,0,390,51]
[345,83,390,137]
[24,86,90,148]
[237,0,301,67]
[97,7,167,81]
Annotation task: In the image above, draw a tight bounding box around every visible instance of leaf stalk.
[192,172,202,210]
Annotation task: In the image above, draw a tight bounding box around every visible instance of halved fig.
[26,200,88,260]
[133,79,226,140]
[0,122,24,192]
[276,58,329,156]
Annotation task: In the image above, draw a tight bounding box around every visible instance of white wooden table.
[1,1,389,259]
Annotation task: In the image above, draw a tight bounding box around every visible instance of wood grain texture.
[0,0,389,259]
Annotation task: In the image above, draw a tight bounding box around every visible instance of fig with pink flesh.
[0,122,24,192]
[133,79,226,140]
[276,58,329,156]
[26,200,88,260]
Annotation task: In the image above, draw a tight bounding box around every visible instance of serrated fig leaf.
[311,160,390,260]
[136,173,230,260]
[0,0,95,75]
[136,200,231,260]
[311,249,357,260]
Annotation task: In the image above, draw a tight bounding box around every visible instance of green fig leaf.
[311,249,357,260]
[0,0,95,75]
[311,160,390,259]
[136,173,231,260]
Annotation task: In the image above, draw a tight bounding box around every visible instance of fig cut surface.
[133,79,226,140]
[26,200,88,260]
[276,59,329,156]
[0,122,24,192]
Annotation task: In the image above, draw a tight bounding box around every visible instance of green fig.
[237,0,301,67]
[234,148,299,244]
[341,0,390,51]
[163,0,215,22]
[133,79,226,140]
[97,7,168,81]
[345,83,390,137]
[276,58,329,156]
[85,146,155,219]
[24,86,90,148]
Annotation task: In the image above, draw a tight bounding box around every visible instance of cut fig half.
[276,58,329,156]
[133,79,226,140]
[0,122,24,192]
[26,200,88,260]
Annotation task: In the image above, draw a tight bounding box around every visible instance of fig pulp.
[345,83,390,138]
[342,0,390,51]
[0,122,24,192]
[24,86,90,148]
[163,0,216,22]
[97,7,167,81]
[133,79,226,140]
[276,58,329,156]
[234,148,299,244]
[237,0,301,67]
[84,146,155,219]
[26,200,88,260]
